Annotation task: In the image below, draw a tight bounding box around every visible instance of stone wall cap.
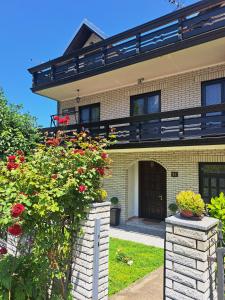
[89,201,111,208]
[165,214,219,231]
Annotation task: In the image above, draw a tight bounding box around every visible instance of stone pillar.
[71,202,110,300]
[165,215,218,300]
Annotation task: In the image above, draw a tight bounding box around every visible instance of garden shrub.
[0,130,113,299]
[208,192,225,236]
[0,89,40,156]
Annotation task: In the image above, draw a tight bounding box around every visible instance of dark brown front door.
[139,161,166,220]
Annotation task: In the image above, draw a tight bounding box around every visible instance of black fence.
[29,0,225,90]
[42,103,225,148]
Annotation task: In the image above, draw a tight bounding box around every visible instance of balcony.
[41,103,225,149]
[29,0,225,96]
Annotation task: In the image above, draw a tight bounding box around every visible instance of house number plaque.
[171,172,178,177]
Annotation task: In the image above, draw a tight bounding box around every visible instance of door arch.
[139,161,167,220]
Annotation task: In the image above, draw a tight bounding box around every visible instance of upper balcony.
[29,0,225,101]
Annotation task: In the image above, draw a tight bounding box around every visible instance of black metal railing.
[41,103,225,148]
[29,0,225,90]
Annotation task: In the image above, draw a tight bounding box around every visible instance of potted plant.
[176,190,205,220]
[110,197,121,226]
[168,203,178,216]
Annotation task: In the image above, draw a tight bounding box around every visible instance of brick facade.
[60,63,225,223]
[60,63,225,120]
[103,149,225,223]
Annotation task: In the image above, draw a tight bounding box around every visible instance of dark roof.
[64,20,106,55]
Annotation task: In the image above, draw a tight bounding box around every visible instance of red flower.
[101,152,108,159]
[89,145,97,151]
[19,156,25,163]
[8,224,22,236]
[7,155,16,162]
[70,138,77,143]
[77,167,85,174]
[0,247,7,255]
[73,149,85,156]
[51,174,58,180]
[53,115,59,121]
[11,204,25,218]
[20,192,28,197]
[96,167,105,176]
[7,162,19,171]
[58,115,70,125]
[78,185,87,193]
[46,138,60,147]
[16,150,24,156]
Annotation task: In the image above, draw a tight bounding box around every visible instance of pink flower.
[11,204,25,218]
[78,185,87,193]
[19,156,25,163]
[7,155,16,162]
[16,150,24,156]
[96,167,105,176]
[77,167,85,174]
[101,152,108,159]
[8,224,23,236]
[0,247,7,255]
[7,162,19,171]
[73,149,85,156]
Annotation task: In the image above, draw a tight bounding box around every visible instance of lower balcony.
[41,103,225,149]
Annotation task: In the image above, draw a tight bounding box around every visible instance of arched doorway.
[139,161,167,220]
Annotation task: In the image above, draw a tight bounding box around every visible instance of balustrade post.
[136,33,141,54]
[74,57,79,74]
[51,65,55,81]
[102,46,107,66]
[179,115,184,139]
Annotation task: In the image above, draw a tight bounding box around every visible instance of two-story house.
[29,0,225,224]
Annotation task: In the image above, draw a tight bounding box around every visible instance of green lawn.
[109,237,164,296]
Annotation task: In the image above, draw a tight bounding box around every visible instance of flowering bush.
[208,192,225,237]
[0,130,112,299]
[0,89,40,157]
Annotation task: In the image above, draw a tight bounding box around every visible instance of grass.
[109,237,164,296]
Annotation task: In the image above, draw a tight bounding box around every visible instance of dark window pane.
[203,187,209,197]
[147,95,160,113]
[211,177,217,188]
[91,106,100,122]
[201,164,225,175]
[203,177,209,187]
[205,83,222,106]
[219,178,225,188]
[80,107,90,123]
[133,98,144,116]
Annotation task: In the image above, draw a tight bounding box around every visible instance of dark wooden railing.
[42,103,225,148]
[29,0,225,90]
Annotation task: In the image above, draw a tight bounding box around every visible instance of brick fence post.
[165,214,219,300]
[71,201,110,300]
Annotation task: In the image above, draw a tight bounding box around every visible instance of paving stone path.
[110,224,165,248]
[110,267,163,300]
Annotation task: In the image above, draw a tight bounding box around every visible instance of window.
[130,91,161,116]
[79,103,100,124]
[202,78,225,107]
[199,163,225,203]
[130,91,161,140]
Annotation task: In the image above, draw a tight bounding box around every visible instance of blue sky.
[0,0,197,127]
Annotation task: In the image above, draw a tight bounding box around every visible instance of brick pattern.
[60,63,225,121]
[165,216,218,300]
[103,149,225,223]
[59,63,225,223]
[71,202,110,300]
